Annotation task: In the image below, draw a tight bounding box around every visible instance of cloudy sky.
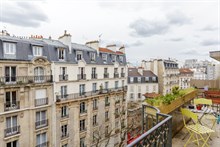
[0,0,219,65]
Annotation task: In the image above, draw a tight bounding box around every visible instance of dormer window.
[33,46,43,56]
[119,56,123,63]
[90,52,96,61]
[102,54,107,62]
[58,48,65,60]
[146,77,149,82]
[76,51,83,61]
[130,77,134,83]
[152,77,156,81]
[3,42,16,55]
[138,77,141,82]
[112,55,116,62]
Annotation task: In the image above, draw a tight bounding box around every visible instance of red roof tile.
[116,51,124,54]
[99,47,115,53]
[179,68,193,74]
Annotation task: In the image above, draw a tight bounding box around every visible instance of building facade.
[142,59,179,95]
[0,31,127,147]
[127,67,158,101]
[179,68,193,89]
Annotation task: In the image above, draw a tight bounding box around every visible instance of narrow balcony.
[61,133,69,140]
[35,98,48,107]
[59,74,68,81]
[61,113,69,118]
[80,109,87,114]
[5,125,20,137]
[77,74,86,80]
[36,141,49,147]
[121,73,125,78]
[114,73,119,78]
[35,119,48,129]
[104,73,109,78]
[105,102,110,107]
[4,101,20,111]
[91,74,97,79]
[0,75,53,86]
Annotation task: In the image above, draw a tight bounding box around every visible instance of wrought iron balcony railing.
[104,73,109,78]
[4,101,20,111]
[121,73,125,78]
[36,141,48,147]
[91,74,97,79]
[35,98,48,107]
[59,74,68,81]
[127,104,172,147]
[5,125,20,137]
[0,75,53,86]
[77,74,86,80]
[114,73,119,78]
[35,119,48,129]
[61,133,69,140]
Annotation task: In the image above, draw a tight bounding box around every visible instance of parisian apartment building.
[127,67,159,101]
[0,30,127,147]
[141,59,179,95]
[179,68,193,89]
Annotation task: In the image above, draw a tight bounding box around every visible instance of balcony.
[35,98,48,107]
[4,101,20,111]
[35,119,48,129]
[5,125,20,137]
[61,113,69,118]
[91,74,97,79]
[77,74,86,80]
[80,109,87,114]
[59,74,68,81]
[104,73,109,78]
[105,102,110,107]
[0,75,53,86]
[36,141,49,147]
[61,133,69,140]
[115,100,120,104]
[121,73,125,78]
[114,73,119,78]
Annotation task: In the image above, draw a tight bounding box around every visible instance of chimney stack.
[58,30,72,53]
[119,45,125,54]
[85,40,99,55]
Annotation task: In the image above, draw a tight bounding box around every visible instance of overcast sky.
[0,0,219,65]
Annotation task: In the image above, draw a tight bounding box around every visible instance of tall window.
[105,82,108,90]
[90,52,96,61]
[36,132,47,146]
[58,49,65,60]
[93,115,97,126]
[105,97,109,105]
[91,68,96,79]
[5,91,17,110]
[79,84,85,95]
[105,111,109,121]
[34,67,44,82]
[80,102,86,113]
[104,68,108,73]
[115,81,119,89]
[33,46,43,56]
[130,77,134,83]
[119,56,123,62]
[61,106,68,117]
[112,55,116,62]
[80,120,86,131]
[105,126,109,137]
[152,77,156,82]
[61,124,68,138]
[138,77,141,82]
[36,111,46,128]
[7,140,18,147]
[146,77,149,82]
[3,42,16,55]
[6,116,18,136]
[102,54,107,62]
[62,144,68,147]
[80,137,86,147]
[92,83,97,92]
[61,86,67,98]
[130,93,134,99]
[76,51,83,61]
[5,66,16,82]
[93,99,98,110]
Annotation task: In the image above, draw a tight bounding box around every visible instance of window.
[61,106,68,117]
[130,93,134,99]
[122,80,124,87]
[152,77,156,81]
[130,77,134,83]
[61,86,67,98]
[119,56,123,62]
[105,82,108,90]
[105,97,109,105]
[102,54,107,62]
[80,102,86,113]
[91,67,96,79]
[105,111,109,121]
[115,108,119,116]
[80,137,86,147]
[115,81,119,89]
[138,93,141,98]
[36,111,47,128]
[33,46,43,56]
[62,144,68,147]
[105,126,109,136]
[58,48,65,60]
[114,68,118,73]
[5,91,17,110]
[138,77,141,82]
[35,89,47,106]
[104,68,108,73]
[61,124,68,138]
[93,99,98,110]
[5,66,16,82]
[90,52,96,61]
[112,55,116,62]
[60,67,67,75]
[34,67,44,82]
[76,51,83,61]
[92,83,97,93]
[93,115,97,126]
[7,140,18,147]
[6,116,18,136]
[146,77,149,82]
[36,132,47,146]
[3,42,16,54]
[79,84,85,95]
[115,121,119,128]
[80,119,86,131]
